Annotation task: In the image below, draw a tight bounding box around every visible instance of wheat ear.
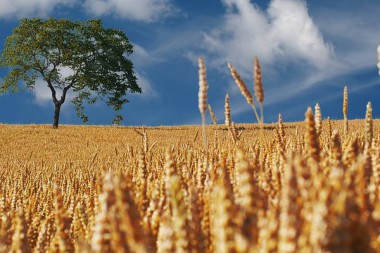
[343,86,349,136]
[314,103,322,136]
[277,114,285,142]
[305,107,320,164]
[326,116,332,139]
[228,62,260,123]
[208,104,217,125]
[198,57,208,149]
[254,57,264,124]
[365,102,373,146]
[224,94,232,127]
[343,86,348,120]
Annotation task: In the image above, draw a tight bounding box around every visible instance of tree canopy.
[0,18,141,128]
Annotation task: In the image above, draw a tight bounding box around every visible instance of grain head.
[198,57,208,115]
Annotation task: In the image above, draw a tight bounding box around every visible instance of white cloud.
[0,0,75,18]
[133,44,150,59]
[33,80,53,106]
[0,0,178,22]
[186,0,345,123]
[267,0,333,66]
[201,0,333,72]
[313,4,380,72]
[83,0,179,22]
[131,43,162,67]
[129,43,160,99]
[134,72,159,99]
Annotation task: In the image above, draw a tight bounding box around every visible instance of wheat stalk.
[136,150,148,216]
[343,86,348,135]
[343,86,348,120]
[224,94,232,127]
[365,102,373,146]
[326,116,332,139]
[229,122,239,144]
[143,129,148,154]
[198,57,208,149]
[277,114,285,143]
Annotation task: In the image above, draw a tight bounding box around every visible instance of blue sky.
[0,0,380,126]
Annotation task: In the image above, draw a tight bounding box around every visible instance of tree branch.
[36,64,58,104]
[47,79,58,104]
[60,84,72,104]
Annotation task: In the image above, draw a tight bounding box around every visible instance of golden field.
[0,116,380,252]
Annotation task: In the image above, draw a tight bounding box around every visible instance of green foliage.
[0,18,141,124]
[112,114,123,125]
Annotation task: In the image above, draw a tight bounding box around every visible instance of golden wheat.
[208,104,217,125]
[0,117,379,252]
[254,57,264,124]
[228,62,260,124]
[314,103,322,136]
[343,86,349,135]
[224,94,232,127]
[198,57,208,149]
[0,49,380,252]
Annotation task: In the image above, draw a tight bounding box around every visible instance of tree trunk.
[53,103,61,129]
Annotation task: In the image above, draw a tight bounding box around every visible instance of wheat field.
[0,114,380,252]
[0,52,379,252]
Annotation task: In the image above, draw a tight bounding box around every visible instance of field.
[0,116,380,252]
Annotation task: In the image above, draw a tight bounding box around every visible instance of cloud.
[33,80,54,106]
[313,3,380,71]
[201,0,333,73]
[0,0,178,22]
[186,0,347,123]
[0,0,75,19]
[134,72,159,99]
[129,43,160,99]
[83,0,179,22]
[131,43,162,67]
[267,0,333,66]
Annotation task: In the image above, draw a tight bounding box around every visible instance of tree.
[0,18,141,128]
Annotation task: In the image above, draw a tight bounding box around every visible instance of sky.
[0,0,380,126]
